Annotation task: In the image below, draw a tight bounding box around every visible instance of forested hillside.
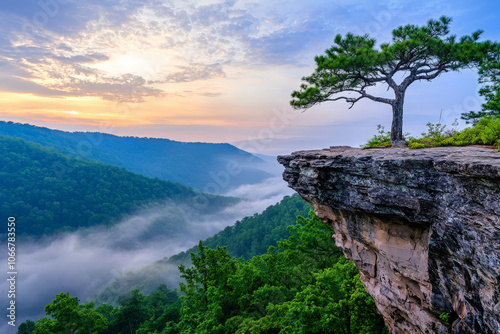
[22,212,387,334]
[93,194,311,305]
[0,135,236,237]
[0,121,272,190]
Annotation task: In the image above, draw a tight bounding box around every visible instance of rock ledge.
[278,146,500,334]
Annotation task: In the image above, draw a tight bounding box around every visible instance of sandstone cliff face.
[278,146,500,334]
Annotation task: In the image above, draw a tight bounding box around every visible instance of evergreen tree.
[110,290,150,334]
[176,212,387,333]
[34,211,388,334]
[291,16,492,145]
[178,242,239,333]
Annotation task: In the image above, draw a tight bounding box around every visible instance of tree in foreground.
[291,16,492,146]
[33,292,107,334]
[462,43,500,123]
[111,289,150,334]
[176,212,387,334]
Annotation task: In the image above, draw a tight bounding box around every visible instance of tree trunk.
[391,90,405,146]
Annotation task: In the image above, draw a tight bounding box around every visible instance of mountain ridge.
[0,120,273,191]
[0,134,237,237]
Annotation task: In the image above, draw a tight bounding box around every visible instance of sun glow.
[92,52,172,81]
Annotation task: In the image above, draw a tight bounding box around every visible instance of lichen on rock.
[278,146,500,334]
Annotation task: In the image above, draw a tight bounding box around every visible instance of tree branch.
[324,95,364,109]
[323,88,394,108]
[386,76,398,90]
[360,91,394,105]
[415,68,447,81]
[415,65,445,75]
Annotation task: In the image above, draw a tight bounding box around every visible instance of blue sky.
[1,0,499,154]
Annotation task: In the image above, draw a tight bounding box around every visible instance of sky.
[1,0,500,154]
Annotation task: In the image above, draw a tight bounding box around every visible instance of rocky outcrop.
[278,146,500,334]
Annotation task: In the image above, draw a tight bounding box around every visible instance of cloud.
[0,1,235,102]
[0,42,163,102]
[63,73,165,103]
[0,74,69,97]
[200,91,223,97]
[0,0,484,105]
[0,0,167,102]
[55,53,110,64]
[2,0,334,103]
[165,63,225,83]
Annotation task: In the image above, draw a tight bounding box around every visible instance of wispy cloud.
[165,63,225,83]
[0,0,364,102]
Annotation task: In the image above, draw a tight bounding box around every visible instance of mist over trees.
[93,194,311,306]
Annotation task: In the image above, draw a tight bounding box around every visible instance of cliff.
[278,146,500,334]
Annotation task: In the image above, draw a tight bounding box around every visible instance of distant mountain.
[93,194,311,305]
[0,135,237,237]
[0,121,273,191]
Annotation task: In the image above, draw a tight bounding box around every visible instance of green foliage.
[110,290,150,334]
[0,121,270,190]
[363,125,392,148]
[0,135,236,237]
[178,242,240,333]
[105,286,181,334]
[16,320,36,334]
[420,122,448,139]
[439,312,451,323]
[175,194,313,261]
[37,210,387,333]
[364,117,500,151]
[362,125,413,148]
[462,43,500,123]
[37,286,181,334]
[278,212,343,267]
[176,211,387,334]
[407,121,455,148]
[449,116,500,149]
[34,293,107,334]
[407,117,500,150]
[135,285,181,334]
[266,260,387,334]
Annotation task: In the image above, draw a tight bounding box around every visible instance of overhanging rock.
[278,146,500,334]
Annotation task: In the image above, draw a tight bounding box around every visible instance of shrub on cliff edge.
[364,116,500,151]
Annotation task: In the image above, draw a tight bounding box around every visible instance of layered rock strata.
[278,146,500,334]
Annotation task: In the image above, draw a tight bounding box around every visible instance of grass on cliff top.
[363,116,500,151]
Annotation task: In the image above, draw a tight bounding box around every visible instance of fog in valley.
[1,176,293,332]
